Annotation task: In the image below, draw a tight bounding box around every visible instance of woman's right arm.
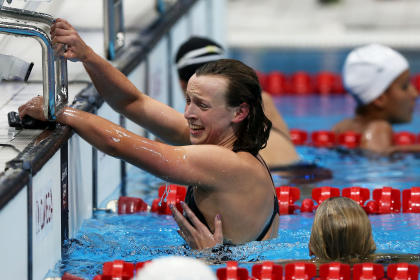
[51,19,189,145]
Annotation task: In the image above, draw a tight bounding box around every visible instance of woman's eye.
[199,103,208,109]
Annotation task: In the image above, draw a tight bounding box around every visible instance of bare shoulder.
[184,145,265,181]
[332,118,355,133]
[361,120,393,152]
[365,119,392,132]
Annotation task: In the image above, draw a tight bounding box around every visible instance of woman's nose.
[184,104,196,119]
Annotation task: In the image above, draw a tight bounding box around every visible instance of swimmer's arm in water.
[171,201,223,250]
[51,19,189,145]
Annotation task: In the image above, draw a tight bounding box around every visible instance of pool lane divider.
[61,259,419,280]
[258,70,420,96]
[114,185,420,216]
[290,129,420,148]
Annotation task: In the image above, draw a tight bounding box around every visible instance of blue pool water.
[49,95,420,279]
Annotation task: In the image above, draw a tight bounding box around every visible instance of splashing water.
[158,183,170,207]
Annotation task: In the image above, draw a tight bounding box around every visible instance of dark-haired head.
[195,59,271,155]
[175,36,224,89]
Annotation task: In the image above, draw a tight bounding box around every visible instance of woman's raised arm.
[51,18,189,145]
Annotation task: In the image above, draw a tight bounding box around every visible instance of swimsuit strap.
[185,186,211,231]
[254,154,279,241]
[255,196,279,241]
[256,154,276,188]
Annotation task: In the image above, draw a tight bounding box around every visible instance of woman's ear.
[232,102,249,123]
[372,92,388,109]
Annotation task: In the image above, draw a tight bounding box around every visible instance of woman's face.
[184,74,236,145]
[384,70,418,123]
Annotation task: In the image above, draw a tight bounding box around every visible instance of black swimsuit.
[184,155,279,242]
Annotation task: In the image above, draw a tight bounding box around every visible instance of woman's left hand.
[18,96,47,121]
[171,201,223,250]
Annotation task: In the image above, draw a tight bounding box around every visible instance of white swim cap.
[135,256,217,280]
[343,44,409,105]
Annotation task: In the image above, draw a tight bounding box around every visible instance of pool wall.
[0,1,226,279]
[229,47,420,74]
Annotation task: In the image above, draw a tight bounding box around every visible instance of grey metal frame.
[0,7,68,120]
[103,0,125,60]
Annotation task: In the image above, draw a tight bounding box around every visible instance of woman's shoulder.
[332,118,359,134]
[364,119,392,132]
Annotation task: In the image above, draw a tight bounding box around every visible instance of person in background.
[333,44,419,154]
[308,196,420,265]
[308,196,376,263]
[175,37,300,168]
[19,19,280,245]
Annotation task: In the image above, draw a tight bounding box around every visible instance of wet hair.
[309,197,376,263]
[175,36,224,83]
[195,59,271,155]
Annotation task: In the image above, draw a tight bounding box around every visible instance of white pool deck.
[227,0,420,49]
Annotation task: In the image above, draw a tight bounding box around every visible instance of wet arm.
[57,107,189,179]
[82,51,189,144]
[57,107,241,188]
[52,18,189,145]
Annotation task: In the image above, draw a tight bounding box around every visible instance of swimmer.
[333,44,420,154]
[175,36,300,168]
[175,37,332,184]
[18,19,279,245]
[309,196,376,263]
[309,197,419,265]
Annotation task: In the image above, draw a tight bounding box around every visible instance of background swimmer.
[333,44,420,154]
[309,196,376,263]
[309,197,419,265]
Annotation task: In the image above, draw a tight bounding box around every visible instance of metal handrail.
[104,0,125,60]
[0,7,68,120]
